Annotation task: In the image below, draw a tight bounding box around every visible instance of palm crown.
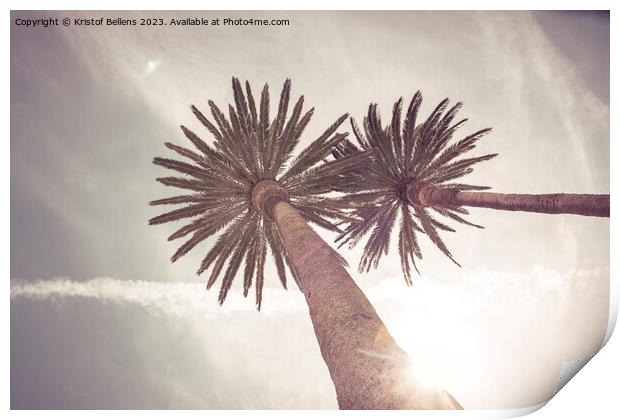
[149,78,366,309]
[333,93,495,284]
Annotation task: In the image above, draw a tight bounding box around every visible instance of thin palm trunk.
[254,181,462,409]
[409,184,610,217]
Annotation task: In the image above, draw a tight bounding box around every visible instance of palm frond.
[149,194,207,206]
[279,114,349,181]
[398,202,422,285]
[218,214,259,305]
[255,231,267,310]
[264,222,289,289]
[359,201,399,272]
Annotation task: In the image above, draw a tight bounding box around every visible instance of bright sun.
[384,284,480,397]
[407,357,452,391]
[394,317,476,396]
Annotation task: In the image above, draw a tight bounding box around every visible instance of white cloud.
[10,277,307,318]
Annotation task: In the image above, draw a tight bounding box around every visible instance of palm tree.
[333,93,610,282]
[149,78,462,409]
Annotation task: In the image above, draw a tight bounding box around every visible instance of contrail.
[10,277,306,318]
[10,267,603,320]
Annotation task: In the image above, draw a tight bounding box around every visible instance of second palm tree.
[333,93,610,281]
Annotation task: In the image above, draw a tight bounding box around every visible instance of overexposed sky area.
[11,10,609,409]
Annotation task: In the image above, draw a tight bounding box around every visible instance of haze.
[10,10,609,409]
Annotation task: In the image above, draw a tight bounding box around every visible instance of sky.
[10,10,610,410]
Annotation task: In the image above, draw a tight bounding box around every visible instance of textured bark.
[251,179,289,219]
[408,184,610,217]
[253,181,462,409]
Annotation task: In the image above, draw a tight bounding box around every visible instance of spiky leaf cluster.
[149,78,366,309]
[334,93,495,284]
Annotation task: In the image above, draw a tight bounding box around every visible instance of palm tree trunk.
[255,182,462,409]
[408,184,610,217]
